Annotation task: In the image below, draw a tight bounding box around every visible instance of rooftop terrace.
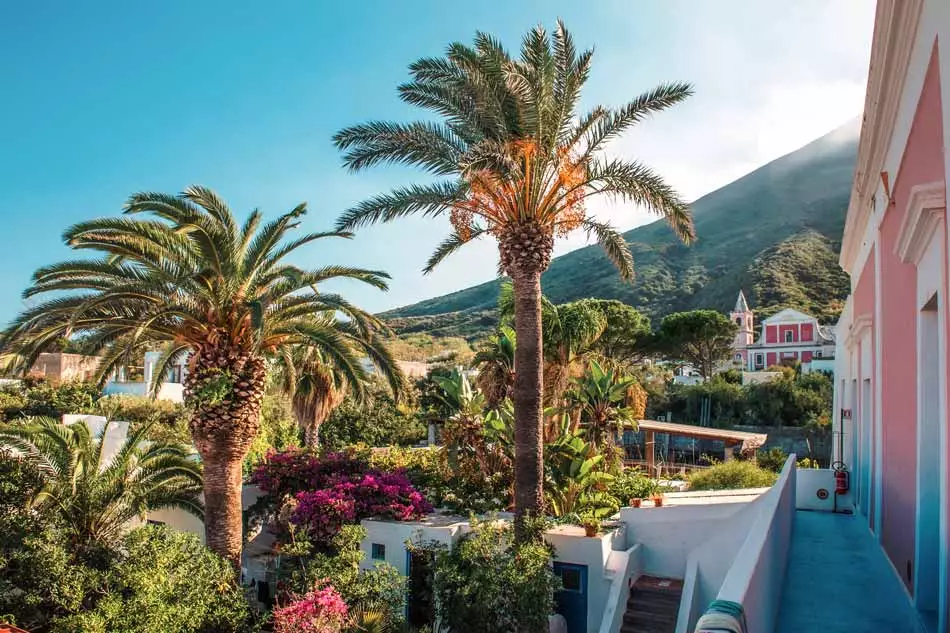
[777,510,925,633]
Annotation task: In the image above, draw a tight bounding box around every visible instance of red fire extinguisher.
[834,465,850,494]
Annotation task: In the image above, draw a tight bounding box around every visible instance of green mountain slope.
[385,122,858,336]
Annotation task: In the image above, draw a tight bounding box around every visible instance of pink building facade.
[834,1,950,630]
[729,292,835,371]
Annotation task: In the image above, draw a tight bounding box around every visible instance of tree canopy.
[654,310,738,379]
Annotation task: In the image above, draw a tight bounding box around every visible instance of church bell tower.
[730,290,755,348]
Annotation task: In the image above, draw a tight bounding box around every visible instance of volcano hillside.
[384,122,858,340]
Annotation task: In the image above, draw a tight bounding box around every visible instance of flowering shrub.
[251,450,432,544]
[290,471,431,542]
[272,583,349,633]
[292,490,358,542]
[250,450,367,500]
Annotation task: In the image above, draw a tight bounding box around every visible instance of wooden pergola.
[627,420,768,475]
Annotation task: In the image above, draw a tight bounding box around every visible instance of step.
[628,589,682,603]
[625,599,681,617]
[620,576,683,633]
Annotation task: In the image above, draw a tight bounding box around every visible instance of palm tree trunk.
[303,412,326,450]
[200,449,245,570]
[184,335,266,570]
[510,267,544,541]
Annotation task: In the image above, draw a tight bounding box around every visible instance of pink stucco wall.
[853,246,876,532]
[877,44,945,593]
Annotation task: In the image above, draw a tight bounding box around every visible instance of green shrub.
[95,394,187,426]
[431,521,559,633]
[687,461,778,491]
[0,452,101,631]
[321,387,426,450]
[796,457,820,469]
[49,526,250,633]
[608,469,658,502]
[244,391,299,474]
[95,394,191,445]
[0,379,101,420]
[0,524,105,631]
[756,447,789,473]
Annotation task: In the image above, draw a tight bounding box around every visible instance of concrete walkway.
[777,510,925,633]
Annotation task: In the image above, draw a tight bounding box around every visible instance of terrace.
[350,457,927,633]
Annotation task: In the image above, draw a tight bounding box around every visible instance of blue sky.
[0,1,874,325]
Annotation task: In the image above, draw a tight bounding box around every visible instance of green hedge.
[687,460,778,491]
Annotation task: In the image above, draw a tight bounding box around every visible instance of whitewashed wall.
[620,502,750,579]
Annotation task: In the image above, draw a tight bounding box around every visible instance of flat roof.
[631,419,767,452]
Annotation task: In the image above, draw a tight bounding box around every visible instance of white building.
[103,350,188,403]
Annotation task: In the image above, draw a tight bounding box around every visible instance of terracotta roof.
[0,625,32,633]
[631,420,767,453]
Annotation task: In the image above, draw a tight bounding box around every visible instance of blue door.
[553,562,588,633]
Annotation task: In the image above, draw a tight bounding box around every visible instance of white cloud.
[555,0,875,256]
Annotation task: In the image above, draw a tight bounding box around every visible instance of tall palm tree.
[0,186,392,566]
[333,22,693,536]
[499,284,608,406]
[280,318,404,449]
[0,418,202,554]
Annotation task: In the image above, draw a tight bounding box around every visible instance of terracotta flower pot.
[652,495,664,507]
[629,498,642,508]
[584,524,598,537]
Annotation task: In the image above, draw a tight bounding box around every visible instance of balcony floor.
[777,510,925,633]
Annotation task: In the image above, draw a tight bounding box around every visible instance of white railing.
[713,455,796,632]
[676,557,702,633]
[674,455,797,633]
[599,544,642,633]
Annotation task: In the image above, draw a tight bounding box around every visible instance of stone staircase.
[621,575,684,633]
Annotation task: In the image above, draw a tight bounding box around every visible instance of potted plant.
[651,493,665,507]
[609,470,655,509]
[581,515,600,537]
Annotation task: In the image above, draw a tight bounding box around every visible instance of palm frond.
[335,181,465,231]
[423,227,486,274]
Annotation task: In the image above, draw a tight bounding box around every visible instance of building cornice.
[847,314,874,348]
[894,181,946,264]
[840,0,923,273]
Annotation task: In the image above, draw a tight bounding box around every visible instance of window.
[815,351,823,358]
[371,543,386,561]
[735,353,742,361]
[558,567,582,592]
[146,519,166,527]
[755,354,764,367]
[784,330,793,343]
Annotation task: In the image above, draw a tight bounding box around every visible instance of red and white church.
[728,291,836,371]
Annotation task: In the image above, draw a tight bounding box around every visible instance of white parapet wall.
[703,455,797,633]
[598,544,643,633]
[795,467,853,512]
[544,523,621,633]
[620,492,764,580]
